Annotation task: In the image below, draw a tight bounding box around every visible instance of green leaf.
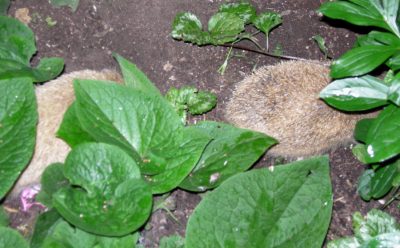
[386,52,400,70]
[185,156,332,247]
[0,226,29,248]
[354,118,374,143]
[0,207,8,227]
[252,12,282,35]
[312,35,329,58]
[330,45,397,78]
[49,0,79,12]
[208,12,245,45]
[318,0,400,37]
[36,163,69,208]
[159,235,185,248]
[0,57,64,82]
[180,121,277,191]
[53,143,152,236]
[165,86,217,123]
[0,0,9,15]
[362,104,400,163]
[0,77,37,199]
[357,161,399,201]
[57,103,95,148]
[31,210,138,248]
[113,53,162,97]
[73,80,210,194]
[320,75,389,111]
[218,2,256,24]
[329,209,400,247]
[171,12,211,46]
[388,77,400,106]
[0,16,36,64]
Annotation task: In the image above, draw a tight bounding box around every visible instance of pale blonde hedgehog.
[9,70,122,197]
[225,60,370,157]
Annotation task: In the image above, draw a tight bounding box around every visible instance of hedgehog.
[9,70,122,198]
[225,60,371,158]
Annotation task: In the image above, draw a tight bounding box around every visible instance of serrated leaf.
[361,104,400,163]
[320,75,389,111]
[73,80,210,194]
[319,0,400,37]
[113,53,162,97]
[252,12,282,35]
[185,156,332,247]
[0,77,37,199]
[0,226,29,248]
[53,143,152,236]
[331,45,397,78]
[354,118,374,143]
[208,12,245,45]
[180,121,277,191]
[36,163,69,208]
[218,2,256,24]
[171,12,211,46]
[49,0,79,12]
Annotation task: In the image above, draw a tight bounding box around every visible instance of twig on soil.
[221,43,330,66]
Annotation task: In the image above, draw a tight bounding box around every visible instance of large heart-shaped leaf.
[73,80,210,194]
[53,143,152,236]
[208,12,245,45]
[185,156,332,247]
[180,121,276,192]
[0,77,37,199]
[320,75,389,111]
[31,210,138,248]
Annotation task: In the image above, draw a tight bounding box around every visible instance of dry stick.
[221,43,329,65]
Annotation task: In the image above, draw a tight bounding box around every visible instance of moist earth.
[5,0,399,246]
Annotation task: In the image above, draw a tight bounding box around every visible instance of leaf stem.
[381,186,400,210]
[221,43,329,65]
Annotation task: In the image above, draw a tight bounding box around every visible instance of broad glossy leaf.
[252,12,282,35]
[113,53,162,97]
[218,2,256,24]
[73,80,210,193]
[319,0,400,37]
[31,210,138,248]
[180,121,277,192]
[36,163,69,208]
[386,52,400,70]
[0,227,29,248]
[57,103,95,148]
[0,208,7,227]
[388,77,400,106]
[330,45,397,78]
[159,235,185,248]
[354,118,374,143]
[208,12,245,45]
[186,156,332,248]
[53,143,152,236]
[362,104,400,163]
[0,77,37,199]
[171,12,211,45]
[320,75,389,111]
[0,16,35,64]
[0,57,64,82]
[49,0,79,12]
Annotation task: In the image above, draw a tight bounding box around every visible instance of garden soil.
[5,0,399,246]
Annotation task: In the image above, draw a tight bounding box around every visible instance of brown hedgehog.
[225,60,370,158]
[9,70,122,197]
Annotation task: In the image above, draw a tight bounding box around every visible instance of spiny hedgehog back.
[225,60,369,157]
[9,70,122,197]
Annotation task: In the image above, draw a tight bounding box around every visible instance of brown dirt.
[5,0,399,246]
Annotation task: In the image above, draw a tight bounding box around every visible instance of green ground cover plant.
[319,0,400,208]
